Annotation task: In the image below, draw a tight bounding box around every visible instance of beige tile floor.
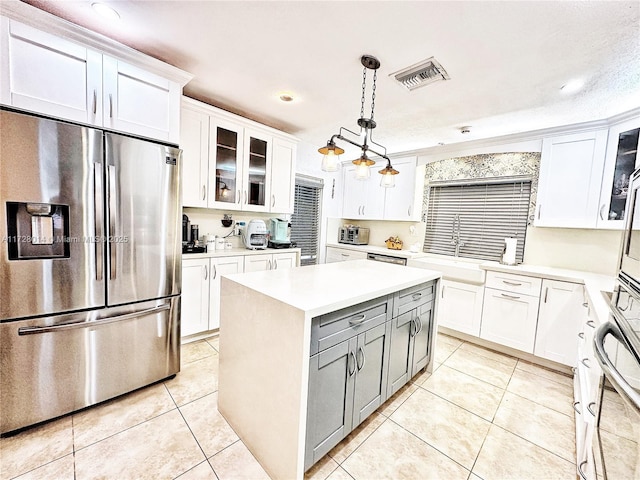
[0,333,577,480]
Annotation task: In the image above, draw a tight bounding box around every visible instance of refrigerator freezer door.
[0,297,180,434]
[0,109,105,321]
[105,133,181,306]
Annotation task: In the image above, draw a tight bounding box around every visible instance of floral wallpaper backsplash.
[421,152,541,224]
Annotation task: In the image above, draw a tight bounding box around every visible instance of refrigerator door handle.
[17,304,171,336]
[108,164,117,279]
[94,162,104,281]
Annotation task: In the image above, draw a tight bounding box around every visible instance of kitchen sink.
[407,256,486,284]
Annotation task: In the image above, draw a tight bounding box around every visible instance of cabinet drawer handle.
[274,259,278,270]
[212,265,217,279]
[587,401,596,417]
[356,346,366,371]
[582,302,589,308]
[415,316,423,336]
[573,401,581,414]
[538,204,542,220]
[362,205,365,216]
[578,332,585,339]
[578,460,588,480]
[441,286,445,298]
[202,185,206,201]
[268,259,272,270]
[244,190,248,205]
[500,293,521,299]
[92,89,97,115]
[349,314,366,326]
[348,351,356,376]
[408,206,411,217]
[272,194,275,208]
[204,265,208,280]
[544,287,548,303]
[109,93,113,118]
[581,357,590,369]
[412,293,423,301]
[236,190,240,204]
[502,280,522,286]
[586,320,595,329]
[599,204,606,221]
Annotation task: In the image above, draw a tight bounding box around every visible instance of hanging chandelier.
[319,55,399,188]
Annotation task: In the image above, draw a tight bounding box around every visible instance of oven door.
[620,169,640,282]
[593,321,640,480]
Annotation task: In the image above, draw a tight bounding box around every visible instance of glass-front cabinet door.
[208,118,244,210]
[242,128,272,212]
[598,117,640,229]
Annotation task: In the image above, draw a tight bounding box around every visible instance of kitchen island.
[218,260,441,479]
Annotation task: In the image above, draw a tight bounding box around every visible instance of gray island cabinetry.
[218,260,440,479]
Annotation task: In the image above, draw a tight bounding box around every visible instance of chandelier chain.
[370,69,377,121]
[360,66,367,120]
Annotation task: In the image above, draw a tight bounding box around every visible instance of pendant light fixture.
[319,55,399,187]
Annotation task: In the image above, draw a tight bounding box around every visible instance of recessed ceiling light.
[560,79,584,94]
[91,3,121,21]
[279,93,294,102]
[460,126,472,134]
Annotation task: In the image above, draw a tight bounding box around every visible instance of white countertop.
[183,247,301,259]
[326,242,427,259]
[223,259,441,317]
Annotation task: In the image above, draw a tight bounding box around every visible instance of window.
[291,174,323,266]
[423,177,531,262]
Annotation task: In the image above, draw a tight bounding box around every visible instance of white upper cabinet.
[180,105,210,208]
[181,97,297,213]
[270,137,297,214]
[102,57,181,144]
[535,130,608,228]
[1,19,102,125]
[341,163,385,219]
[341,157,422,221]
[383,157,422,221]
[0,13,189,144]
[596,117,640,229]
[208,116,245,210]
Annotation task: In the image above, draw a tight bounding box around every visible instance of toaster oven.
[339,226,370,245]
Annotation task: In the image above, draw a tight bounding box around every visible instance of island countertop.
[223,259,442,318]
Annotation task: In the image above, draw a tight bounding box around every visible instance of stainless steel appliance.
[0,109,182,434]
[338,226,370,245]
[243,219,268,250]
[591,167,640,479]
[366,252,407,266]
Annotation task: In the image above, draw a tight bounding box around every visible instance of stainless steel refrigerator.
[0,109,182,434]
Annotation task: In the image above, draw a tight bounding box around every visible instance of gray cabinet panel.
[411,302,433,376]
[352,322,391,428]
[387,311,414,398]
[394,282,435,317]
[305,339,355,470]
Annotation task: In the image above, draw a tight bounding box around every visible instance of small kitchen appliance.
[339,225,370,245]
[243,219,268,250]
[182,214,206,253]
[268,217,293,248]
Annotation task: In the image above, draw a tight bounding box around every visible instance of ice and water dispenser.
[6,202,70,259]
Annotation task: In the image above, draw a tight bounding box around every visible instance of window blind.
[291,175,323,266]
[423,178,531,262]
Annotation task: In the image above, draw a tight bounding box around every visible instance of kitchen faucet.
[450,214,465,257]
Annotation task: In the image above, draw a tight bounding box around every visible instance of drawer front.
[485,271,542,297]
[310,296,391,355]
[394,282,435,317]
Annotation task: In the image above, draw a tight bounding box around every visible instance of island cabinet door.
[386,311,414,398]
[352,322,392,429]
[411,302,434,377]
[304,338,356,471]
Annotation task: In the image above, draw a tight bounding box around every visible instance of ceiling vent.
[390,57,450,91]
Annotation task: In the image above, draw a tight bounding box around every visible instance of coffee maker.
[267,217,294,248]
[182,214,206,253]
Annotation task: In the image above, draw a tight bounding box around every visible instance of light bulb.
[355,162,370,180]
[321,150,339,172]
[380,172,395,188]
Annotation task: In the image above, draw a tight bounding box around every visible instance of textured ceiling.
[18,0,640,155]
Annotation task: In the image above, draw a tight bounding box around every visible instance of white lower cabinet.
[438,280,484,336]
[181,258,211,337]
[534,279,584,366]
[325,246,368,263]
[243,251,298,272]
[208,256,244,330]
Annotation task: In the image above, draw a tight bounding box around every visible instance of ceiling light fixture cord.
[370,69,376,122]
[361,66,367,121]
